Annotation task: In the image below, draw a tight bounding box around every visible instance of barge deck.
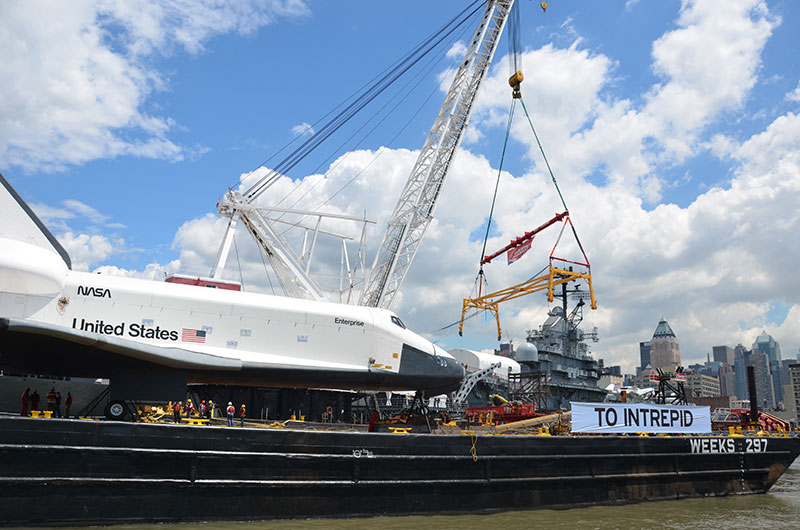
[1,416,798,525]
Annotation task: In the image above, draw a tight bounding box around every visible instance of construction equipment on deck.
[451,362,502,409]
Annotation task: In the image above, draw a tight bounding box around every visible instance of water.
[25,460,800,530]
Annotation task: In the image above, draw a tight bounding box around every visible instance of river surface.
[23,459,798,530]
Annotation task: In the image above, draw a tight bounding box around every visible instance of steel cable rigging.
[237,0,488,203]
[210,0,517,305]
[458,4,596,340]
[271,12,479,228]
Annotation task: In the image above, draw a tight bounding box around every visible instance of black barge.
[1,416,798,525]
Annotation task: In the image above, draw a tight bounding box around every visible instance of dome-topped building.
[650,317,681,370]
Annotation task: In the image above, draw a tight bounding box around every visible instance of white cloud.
[446,41,467,60]
[0,0,309,172]
[705,133,737,160]
[32,198,125,230]
[291,122,316,136]
[58,232,118,271]
[29,203,76,222]
[94,260,181,281]
[61,200,111,225]
[465,0,778,202]
[644,0,778,160]
[787,81,800,103]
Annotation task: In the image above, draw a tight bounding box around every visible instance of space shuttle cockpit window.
[390,315,406,329]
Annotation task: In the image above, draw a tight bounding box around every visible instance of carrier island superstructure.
[513,283,607,410]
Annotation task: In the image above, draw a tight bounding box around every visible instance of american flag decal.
[182,328,206,343]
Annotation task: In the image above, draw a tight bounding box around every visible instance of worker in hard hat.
[172,401,182,423]
[239,404,246,427]
[226,402,235,427]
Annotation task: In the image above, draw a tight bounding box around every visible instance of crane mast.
[212,1,516,306]
[360,0,516,309]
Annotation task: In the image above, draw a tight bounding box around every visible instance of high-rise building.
[751,350,776,410]
[787,364,800,424]
[782,357,800,393]
[752,331,784,406]
[718,363,736,398]
[639,341,651,373]
[733,344,751,401]
[752,332,782,364]
[712,345,734,365]
[686,372,721,398]
[649,318,681,370]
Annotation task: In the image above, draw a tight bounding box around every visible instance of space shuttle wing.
[0,317,242,374]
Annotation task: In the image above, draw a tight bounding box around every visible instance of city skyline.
[633,322,796,366]
[626,325,795,412]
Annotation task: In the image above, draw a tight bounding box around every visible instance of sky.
[2,0,799,374]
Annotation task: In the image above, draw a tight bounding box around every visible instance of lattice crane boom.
[360,0,516,309]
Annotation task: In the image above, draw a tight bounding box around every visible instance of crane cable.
[473,0,520,299]
[272,16,475,230]
[518,97,566,211]
[476,97,517,297]
[518,96,590,263]
[463,62,594,334]
[239,0,487,202]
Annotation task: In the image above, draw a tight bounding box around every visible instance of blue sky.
[2,0,799,373]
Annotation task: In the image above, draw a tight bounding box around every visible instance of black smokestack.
[747,365,758,424]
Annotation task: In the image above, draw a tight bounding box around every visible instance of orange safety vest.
[227,406,235,415]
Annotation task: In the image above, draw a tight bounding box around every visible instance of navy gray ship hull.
[0,416,798,525]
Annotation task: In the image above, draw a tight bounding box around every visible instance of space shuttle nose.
[445,356,465,381]
[431,345,465,392]
[427,356,465,395]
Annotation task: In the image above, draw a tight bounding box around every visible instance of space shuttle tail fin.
[0,172,70,295]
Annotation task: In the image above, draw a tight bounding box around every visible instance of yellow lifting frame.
[459,264,597,340]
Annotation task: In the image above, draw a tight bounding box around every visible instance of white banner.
[571,402,712,434]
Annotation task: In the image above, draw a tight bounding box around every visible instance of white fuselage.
[0,237,462,391]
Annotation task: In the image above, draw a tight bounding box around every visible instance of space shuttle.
[0,173,463,411]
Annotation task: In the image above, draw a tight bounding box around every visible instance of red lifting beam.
[480,211,569,265]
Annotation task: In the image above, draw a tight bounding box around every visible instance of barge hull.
[0,417,798,525]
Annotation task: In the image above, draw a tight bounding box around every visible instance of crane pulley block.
[508,70,524,99]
